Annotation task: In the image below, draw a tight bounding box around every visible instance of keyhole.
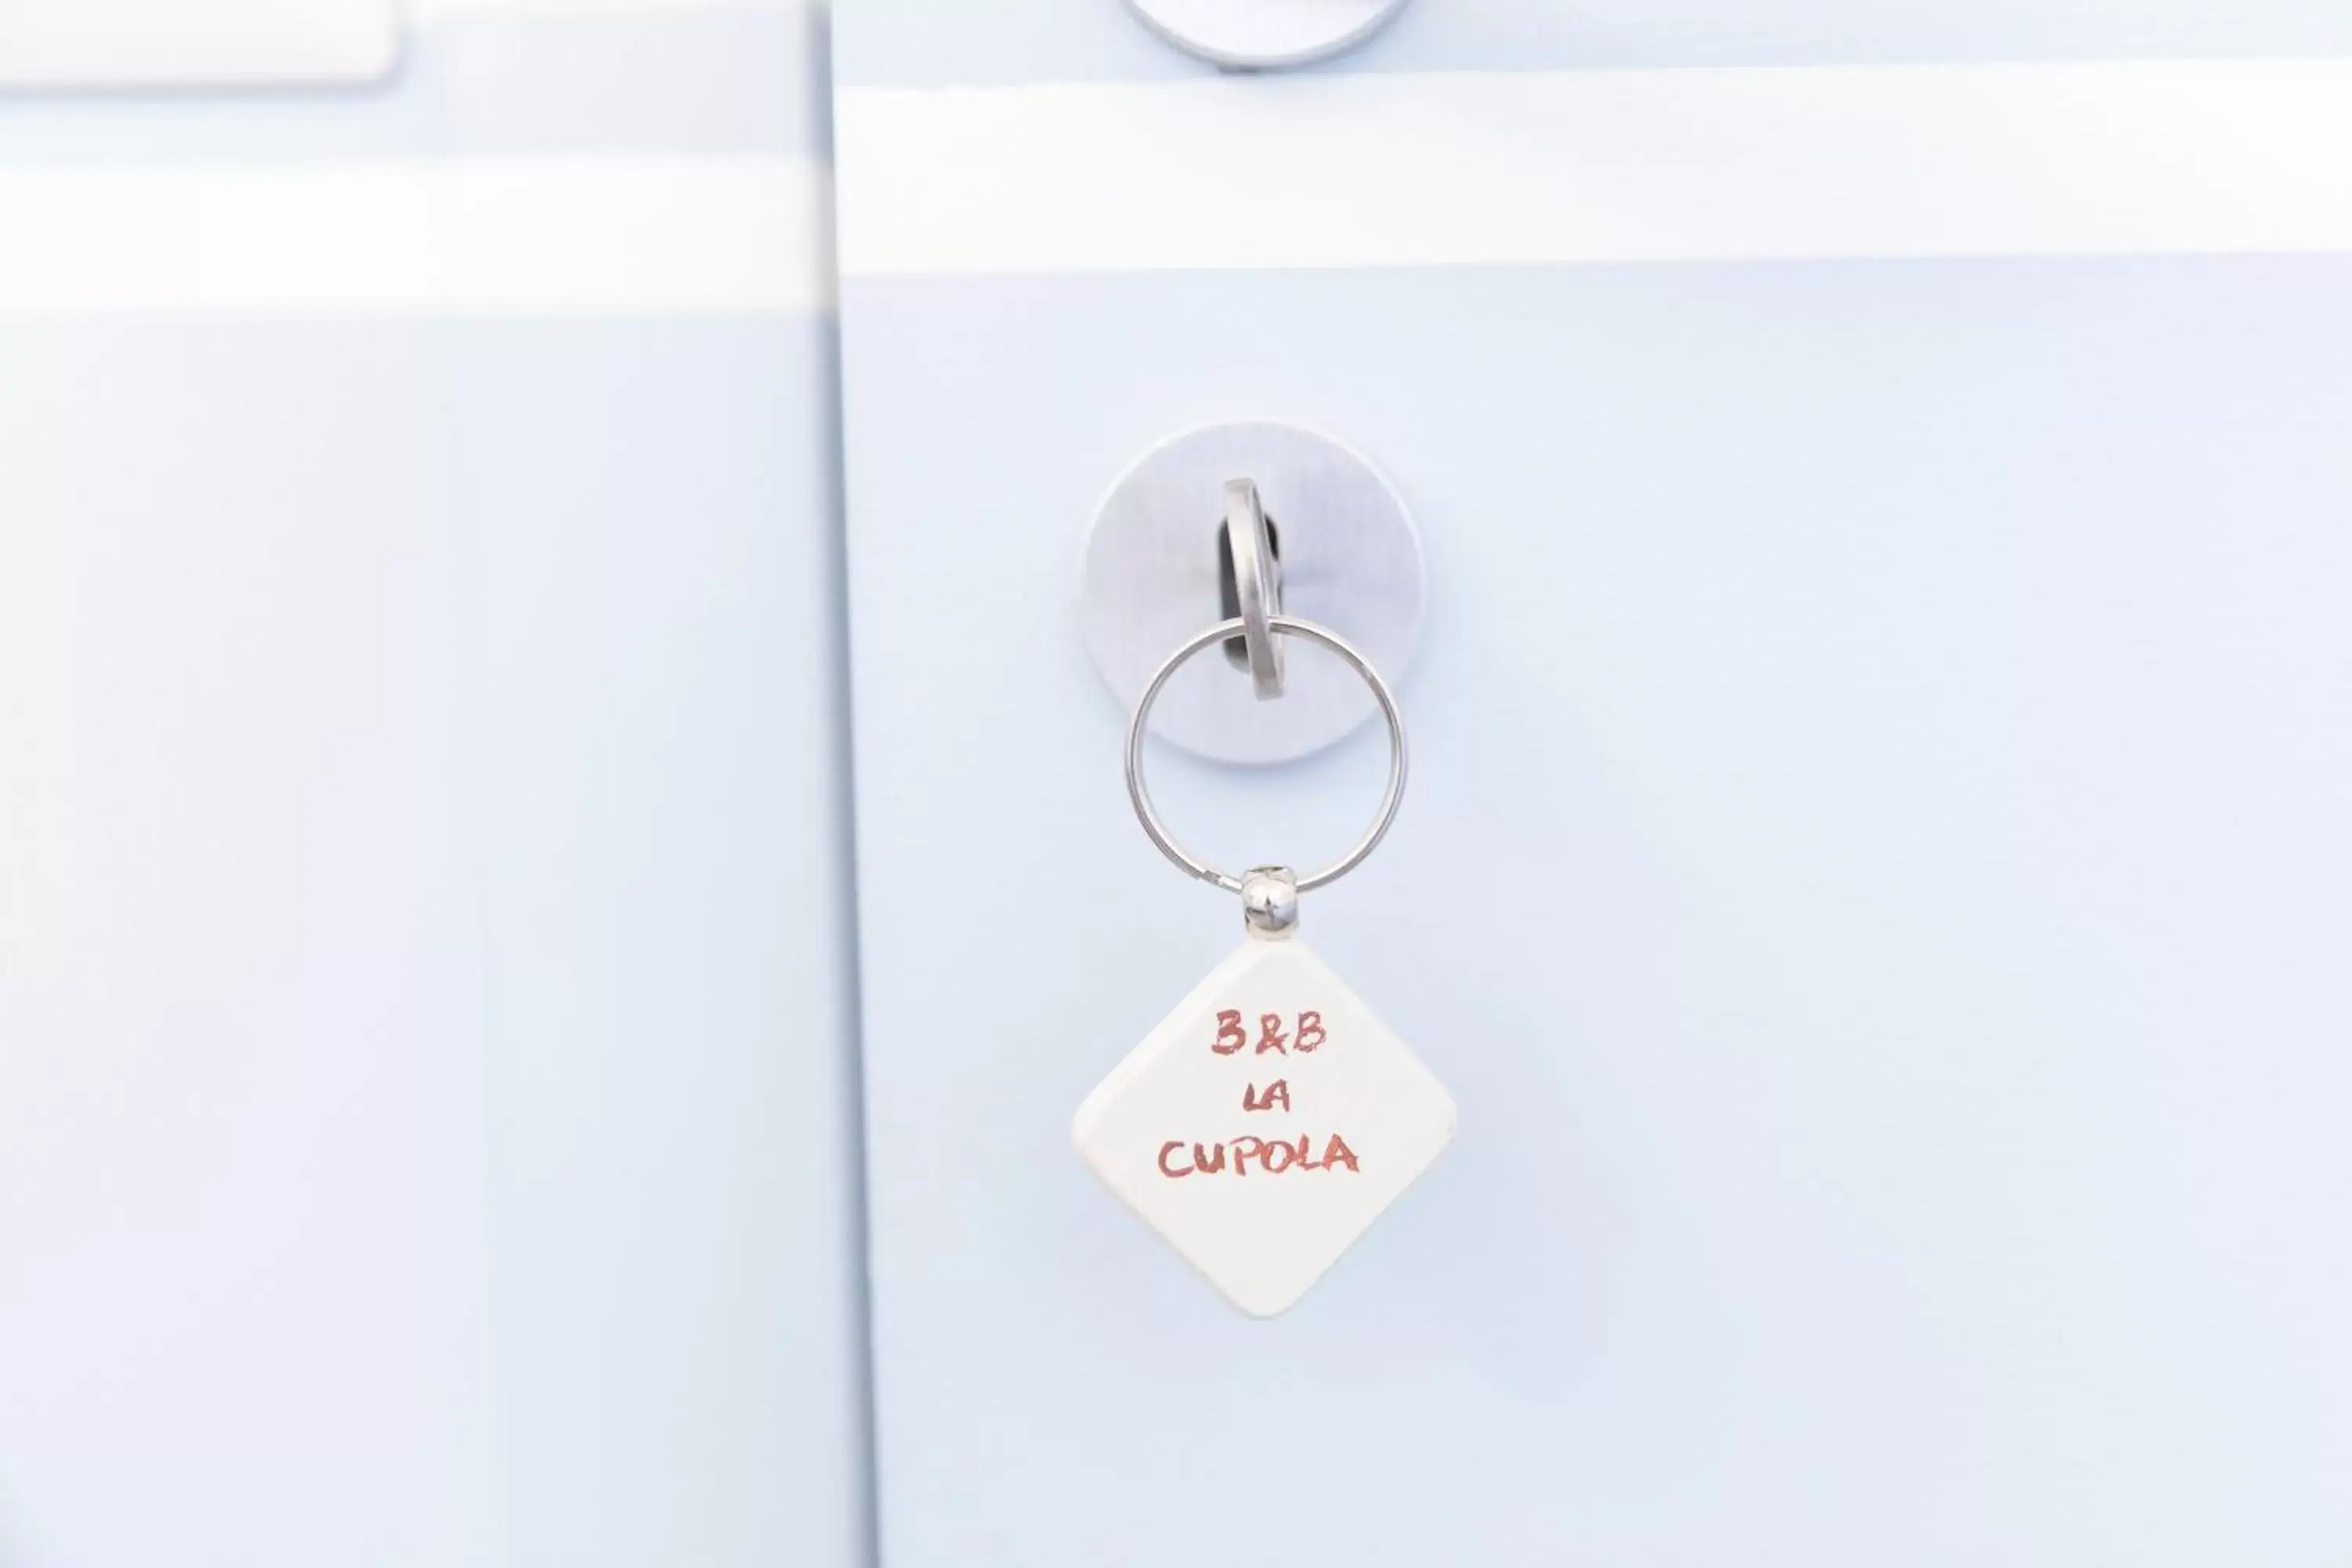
[1215,512,1280,672]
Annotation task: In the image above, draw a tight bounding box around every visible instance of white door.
[0,4,863,1564]
[833,3,2352,1563]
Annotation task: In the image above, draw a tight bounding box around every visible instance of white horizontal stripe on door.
[837,60,2352,274]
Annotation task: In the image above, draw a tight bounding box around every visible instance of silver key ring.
[1125,615,1408,895]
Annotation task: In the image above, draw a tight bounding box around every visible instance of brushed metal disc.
[1083,422,1425,765]
[1125,0,1410,69]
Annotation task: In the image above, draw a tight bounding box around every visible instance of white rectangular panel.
[0,0,398,88]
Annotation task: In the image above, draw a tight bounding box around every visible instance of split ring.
[1124,615,1408,895]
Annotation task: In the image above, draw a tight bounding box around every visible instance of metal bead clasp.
[1240,866,1301,939]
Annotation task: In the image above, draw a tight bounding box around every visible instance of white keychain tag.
[1075,898,1456,1316]
[1078,578,1454,1316]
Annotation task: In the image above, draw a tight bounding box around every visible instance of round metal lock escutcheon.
[1126,0,1411,70]
[1082,421,1426,766]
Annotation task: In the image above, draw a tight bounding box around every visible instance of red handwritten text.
[1159,1134,1360,1178]
[1242,1080,1291,1113]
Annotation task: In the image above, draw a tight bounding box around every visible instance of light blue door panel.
[0,9,868,1566]
[835,3,2352,1562]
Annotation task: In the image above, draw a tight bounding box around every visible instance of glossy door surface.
[834,5,2352,1563]
[0,5,866,1563]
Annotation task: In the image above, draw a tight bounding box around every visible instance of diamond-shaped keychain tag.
[1073,931,1457,1317]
